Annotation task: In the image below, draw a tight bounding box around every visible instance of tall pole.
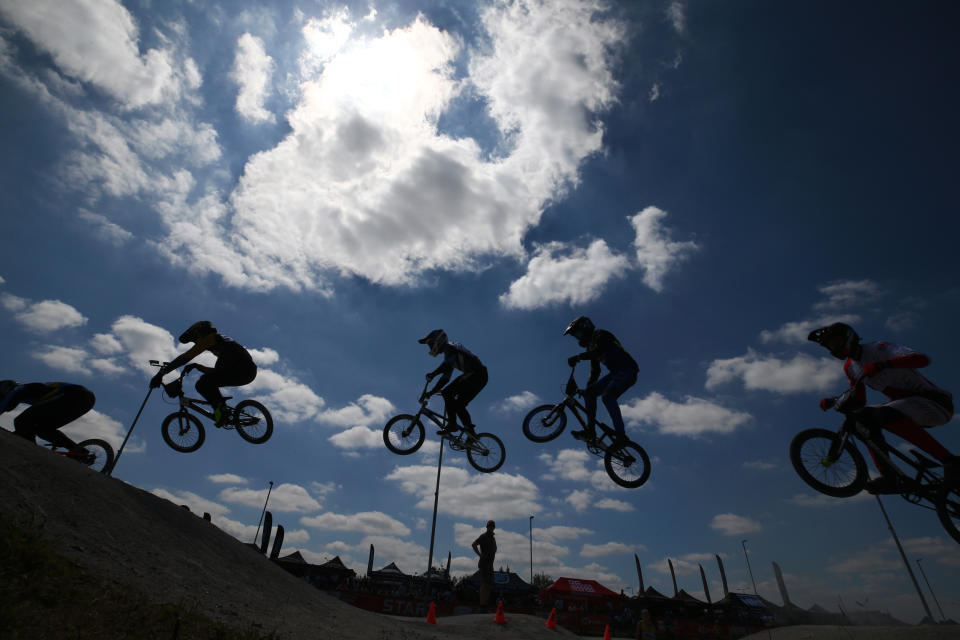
[529,515,534,583]
[254,480,274,544]
[741,539,758,596]
[427,441,444,577]
[874,496,934,621]
[915,558,945,622]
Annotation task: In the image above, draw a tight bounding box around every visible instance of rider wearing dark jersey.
[564,316,639,443]
[0,380,96,456]
[419,329,488,435]
[150,321,257,425]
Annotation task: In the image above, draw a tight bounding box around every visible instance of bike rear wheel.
[466,432,506,473]
[522,404,567,442]
[161,410,206,453]
[77,438,115,474]
[935,486,960,544]
[790,428,867,497]
[604,440,651,488]
[234,400,274,444]
[383,414,425,454]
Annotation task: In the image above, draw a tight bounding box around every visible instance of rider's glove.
[819,397,835,411]
[567,355,580,367]
[150,371,165,388]
[863,360,888,377]
[425,372,435,382]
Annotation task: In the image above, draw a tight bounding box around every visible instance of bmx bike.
[150,360,273,453]
[789,377,960,544]
[521,364,651,489]
[47,439,115,474]
[382,381,506,473]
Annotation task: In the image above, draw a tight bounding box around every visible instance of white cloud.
[595,498,634,512]
[90,332,124,355]
[109,315,182,376]
[316,394,395,428]
[327,425,382,449]
[385,464,540,520]
[499,240,631,310]
[248,347,280,366]
[666,2,686,34]
[494,391,541,413]
[629,206,698,293]
[219,483,322,513]
[231,33,275,123]
[208,473,248,485]
[622,392,752,437]
[581,541,635,558]
[566,489,593,512]
[0,0,184,108]
[742,460,777,471]
[538,448,613,491]
[300,511,410,536]
[787,492,872,508]
[78,209,133,245]
[648,82,660,103]
[814,279,882,311]
[8,298,87,332]
[157,1,625,293]
[885,311,919,332]
[63,407,140,452]
[709,513,762,536]
[705,349,843,394]
[243,368,325,423]
[33,345,90,374]
[89,358,126,376]
[759,314,860,344]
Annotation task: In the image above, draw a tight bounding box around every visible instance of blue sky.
[2,0,959,624]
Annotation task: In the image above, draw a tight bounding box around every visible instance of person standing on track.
[471,519,497,607]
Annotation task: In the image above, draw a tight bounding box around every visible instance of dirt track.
[0,430,574,639]
[741,624,960,640]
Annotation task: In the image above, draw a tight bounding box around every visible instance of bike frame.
[551,368,625,455]
[159,363,231,426]
[413,381,490,455]
[833,416,942,504]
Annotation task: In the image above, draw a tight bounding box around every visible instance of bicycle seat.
[910,449,941,469]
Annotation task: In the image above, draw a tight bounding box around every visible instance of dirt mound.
[0,431,574,639]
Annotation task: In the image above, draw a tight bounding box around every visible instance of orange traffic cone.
[545,607,557,629]
[493,600,507,625]
[602,623,611,640]
[426,601,437,624]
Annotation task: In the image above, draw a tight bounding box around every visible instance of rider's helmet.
[563,316,595,348]
[418,329,448,357]
[808,322,860,359]
[179,320,217,344]
[0,379,18,398]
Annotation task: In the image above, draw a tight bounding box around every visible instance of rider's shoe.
[214,403,228,427]
[865,475,901,495]
[571,429,596,442]
[437,424,459,436]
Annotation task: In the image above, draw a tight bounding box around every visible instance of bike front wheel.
[234,400,273,444]
[935,486,960,545]
[161,411,206,453]
[77,438,115,474]
[383,414,425,454]
[604,440,651,489]
[790,428,867,497]
[522,404,567,442]
[466,432,505,473]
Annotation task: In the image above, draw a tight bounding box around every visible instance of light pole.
[875,496,934,621]
[254,480,274,545]
[915,558,946,622]
[426,441,444,578]
[741,539,758,596]
[529,515,534,583]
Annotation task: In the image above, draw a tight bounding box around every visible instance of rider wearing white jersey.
[809,322,957,492]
